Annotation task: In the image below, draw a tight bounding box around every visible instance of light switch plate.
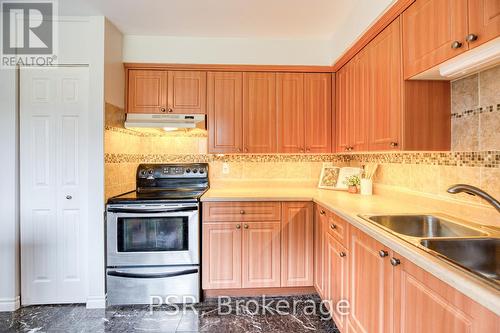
[222,163,230,174]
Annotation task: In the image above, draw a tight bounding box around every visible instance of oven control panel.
[137,164,208,179]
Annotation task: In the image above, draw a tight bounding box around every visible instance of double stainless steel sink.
[360,214,499,288]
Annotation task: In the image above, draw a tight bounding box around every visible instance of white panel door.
[20,67,89,305]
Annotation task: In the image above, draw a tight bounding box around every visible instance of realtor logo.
[1,0,57,68]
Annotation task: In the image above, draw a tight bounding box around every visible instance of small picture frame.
[318,163,363,190]
[318,163,341,189]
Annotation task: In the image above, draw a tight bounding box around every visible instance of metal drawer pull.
[390,258,401,266]
[107,268,198,279]
[236,224,241,229]
[451,41,463,49]
[339,252,346,258]
[244,224,249,229]
[320,210,326,215]
[379,250,389,258]
[240,210,245,214]
[66,195,72,200]
[330,224,337,230]
[466,34,478,42]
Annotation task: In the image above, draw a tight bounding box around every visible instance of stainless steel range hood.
[124,113,206,130]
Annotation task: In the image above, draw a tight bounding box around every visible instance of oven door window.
[117,216,189,252]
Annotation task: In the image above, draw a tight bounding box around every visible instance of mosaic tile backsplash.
[105,64,500,206]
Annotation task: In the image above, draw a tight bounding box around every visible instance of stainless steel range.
[106,163,208,305]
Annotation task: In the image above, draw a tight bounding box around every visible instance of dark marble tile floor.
[0,294,339,333]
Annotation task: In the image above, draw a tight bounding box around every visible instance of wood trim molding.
[203,286,316,298]
[124,62,334,73]
[331,0,415,71]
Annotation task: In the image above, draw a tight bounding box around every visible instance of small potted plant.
[344,175,361,194]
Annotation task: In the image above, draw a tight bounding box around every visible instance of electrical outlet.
[222,163,230,175]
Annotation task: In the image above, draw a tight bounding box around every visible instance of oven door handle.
[107,206,198,214]
[107,268,198,279]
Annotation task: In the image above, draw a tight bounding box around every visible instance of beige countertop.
[201,185,500,315]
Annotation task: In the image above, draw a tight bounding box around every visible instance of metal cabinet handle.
[244,148,249,153]
[390,142,398,148]
[339,252,346,258]
[300,148,305,153]
[390,258,401,266]
[379,250,388,258]
[330,224,337,230]
[66,195,72,200]
[243,224,249,229]
[451,41,463,49]
[305,147,310,152]
[236,224,241,229]
[239,210,245,215]
[320,210,326,215]
[466,33,478,42]
[160,107,166,113]
[168,107,173,113]
[237,148,242,153]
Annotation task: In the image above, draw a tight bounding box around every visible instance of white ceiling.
[58,0,395,39]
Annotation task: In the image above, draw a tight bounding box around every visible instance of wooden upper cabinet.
[370,17,402,151]
[243,72,277,153]
[393,252,499,333]
[351,50,370,152]
[127,70,168,114]
[167,71,206,114]
[207,72,243,153]
[304,73,332,153]
[202,222,242,290]
[468,0,500,49]
[277,73,305,153]
[403,0,469,79]
[335,65,351,152]
[242,222,281,288]
[281,202,314,287]
[349,227,393,333]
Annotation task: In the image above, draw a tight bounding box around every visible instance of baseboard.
[203,286,316,298]
[86,295,106,309]
[0,296,20,312]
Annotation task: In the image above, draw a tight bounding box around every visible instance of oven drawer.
[106,266,200,305]
[203,202,281,222]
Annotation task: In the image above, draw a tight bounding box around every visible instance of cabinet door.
[314,206,328,298]
[468,0,500,49]
[369,18,402,151]
[167,71,206,114]
[242,222,281,288]
[243,73,277,153]
[325,233,349,332]
[202,223,242,289]
[349,228,393,333]
[402,0,468,78]
[392,252,499,333]
[304,73,332,153]
[335,65,351,152]
[281,202,314,287]
[351,51,370,152]
[127,70,168,114]
[207,72,243,153]
[277,73,305,153]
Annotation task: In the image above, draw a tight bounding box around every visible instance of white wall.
[0,68,20,312]
[105,19,124,108]
[123,36,334,65]
[1,16,107,311]
[329,0,394,63]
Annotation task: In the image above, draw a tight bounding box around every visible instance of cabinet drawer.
[326,211,349,248]
[203,202,281,222]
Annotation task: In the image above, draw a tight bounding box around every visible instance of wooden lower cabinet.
[202,222,242,289]
[242,222,281,288]
[348,227,393,333]
[392,251,499,333]
[281,202,314,287]
[314,206,328,298]
[325,233,349,332]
